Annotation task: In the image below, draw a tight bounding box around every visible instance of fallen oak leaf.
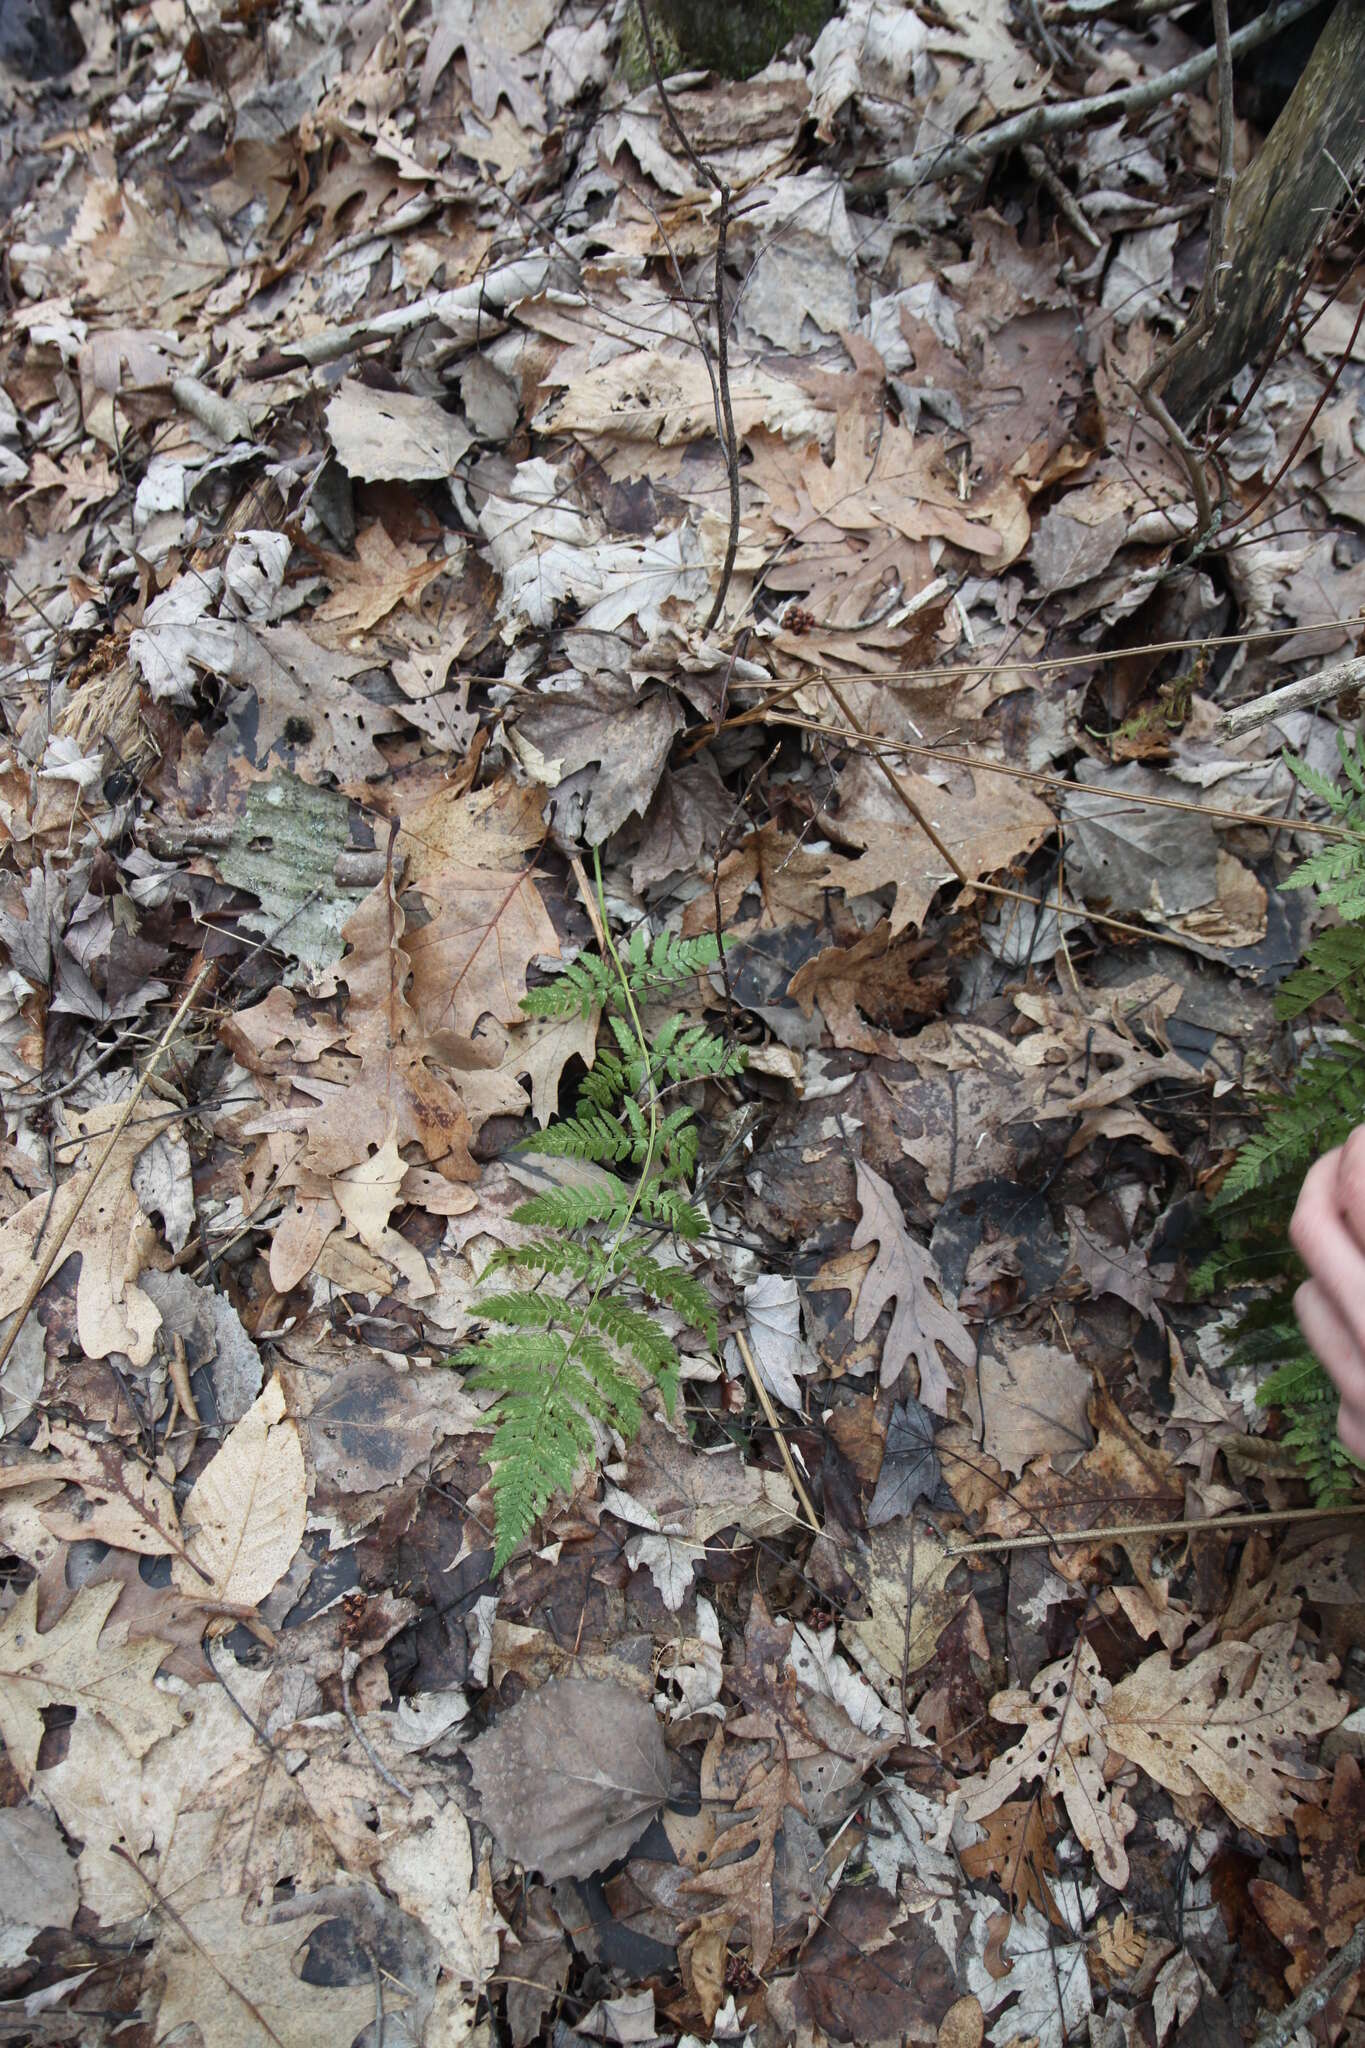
[0,1580,179,1787]
[1105,1622,1345,1837]
[958,1640,1136,1889]
[850,1163,974,1412]
[0,1101,174,1366]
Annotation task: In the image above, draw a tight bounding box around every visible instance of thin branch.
[633,0,741,637]
[948,1501,1365,1557]
[1252,1921,1365,2048]
[1220,651,1365,738]
[880,0,1321,191]
[733,1327,821,1532]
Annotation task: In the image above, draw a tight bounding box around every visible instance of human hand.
[1290,1129,1365,1458]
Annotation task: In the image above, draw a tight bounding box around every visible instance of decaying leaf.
[850,1163,974,1411]
[0,1581,178,1787]
[959,1640,1136,1888]
[1106,1623,1345,1835]
[468,1677,670,1880]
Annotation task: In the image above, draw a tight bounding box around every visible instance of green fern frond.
[1196,727,1365,1503]
[442,873,744,1570]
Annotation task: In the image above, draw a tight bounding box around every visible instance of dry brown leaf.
[981,1386,1184,1600]
[940,1995,987,2048]
[816,753,1053,938]
[1251,1755,1365,1990]
[540,349,827,446]
[314,520,449,636]
[24,1425,184,1557]
[1092,1912,1148,1985]
[845,1519,966,1689]
[958,1796,1056,1919]
[848,1162,974,1411]
[151,1897,378,2048]
[171,1375,305,1609]
[962,1341,1093,1478]
[959,1641,1136,1889]
[0,1102,169,1365]
[787,920,948,1055]
[1106,1623,1345,1836]
[0,1580,179,1787]
[404,863,559,1037]
[469,1677,670,1882]
[682,1733,804,1974]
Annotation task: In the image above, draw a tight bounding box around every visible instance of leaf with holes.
[0,1581,179,1788]
[959,1641,1136,1889]
[1105,1623,1346,1836]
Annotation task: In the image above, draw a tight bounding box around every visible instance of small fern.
[1194,728,1365,1498]
[445,866,744,1568]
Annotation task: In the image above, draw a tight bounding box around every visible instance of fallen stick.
[1251,1921,1365,2048]
[881,0,1321,191]
[1219,650,1365,738]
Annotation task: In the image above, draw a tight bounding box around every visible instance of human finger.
[1334,1125,1365,1260]
[1294,1278,1365,1408]
[1289,1159,1365,1348]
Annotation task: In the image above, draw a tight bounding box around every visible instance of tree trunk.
[1161,0,1365,430]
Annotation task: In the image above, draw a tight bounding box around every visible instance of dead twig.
[1252,1921,1365,2048]
[878,0,1320,192]
[732,1327,821,1532]
[1219,651,1365,739]
[948,1501,1365,1557]
[633,0,740,636]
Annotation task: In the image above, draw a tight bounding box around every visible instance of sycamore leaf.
[171,1375,306,1608]
[959,1641,1136,1889]
[850,1163,974,1412]
[1105,1622,1345,1836]
[0,1581,179,1787]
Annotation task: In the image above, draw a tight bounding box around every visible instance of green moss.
[624,0,836,85]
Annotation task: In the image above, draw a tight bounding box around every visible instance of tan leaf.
[332,1131,432,1298]
[962,1341,1093,1478]
[816,753,1053,937]
[848,1162,974,1412]
[313,520,447,635]
[958,1641,1136,1889]
[787,920,948,1056]
[30,1425,184,1557]
[1106,1623,1346,1836]
[151,1897,377,2048]
[172,1375,306,1608]
[404,863,560,1037]
[940,1995,986,2048]
[0,1103,167,1365]
[540,349,827,446]
[958,1797,1055,1919]
[0,1580,178,1788]
[325,378,473,482]
[682,1732,804,1973]
[845,1519,966,1688]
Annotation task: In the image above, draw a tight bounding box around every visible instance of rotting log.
[1161,0,1365,429]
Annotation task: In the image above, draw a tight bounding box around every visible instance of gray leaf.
[468,1677,669,1880]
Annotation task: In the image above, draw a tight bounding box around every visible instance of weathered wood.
[1162,0,1365,428]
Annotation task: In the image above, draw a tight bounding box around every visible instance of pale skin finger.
[1289,1150,1365,1354]
[1335,1124,1365,1260]
[1294,1279,1365,1460]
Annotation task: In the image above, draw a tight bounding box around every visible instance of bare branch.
[882,0,1321,191]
